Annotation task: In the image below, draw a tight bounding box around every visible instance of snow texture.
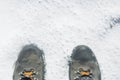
[0,0,120,80]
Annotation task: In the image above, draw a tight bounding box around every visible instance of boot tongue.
[80,76,93,80]
[21,77,31,80]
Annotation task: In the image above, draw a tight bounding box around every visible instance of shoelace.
[20,69,38,80]
[74,68,93,80]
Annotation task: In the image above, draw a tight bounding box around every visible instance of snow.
[0,0,120,80]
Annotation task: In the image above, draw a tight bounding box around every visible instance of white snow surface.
[0,0,120,80]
